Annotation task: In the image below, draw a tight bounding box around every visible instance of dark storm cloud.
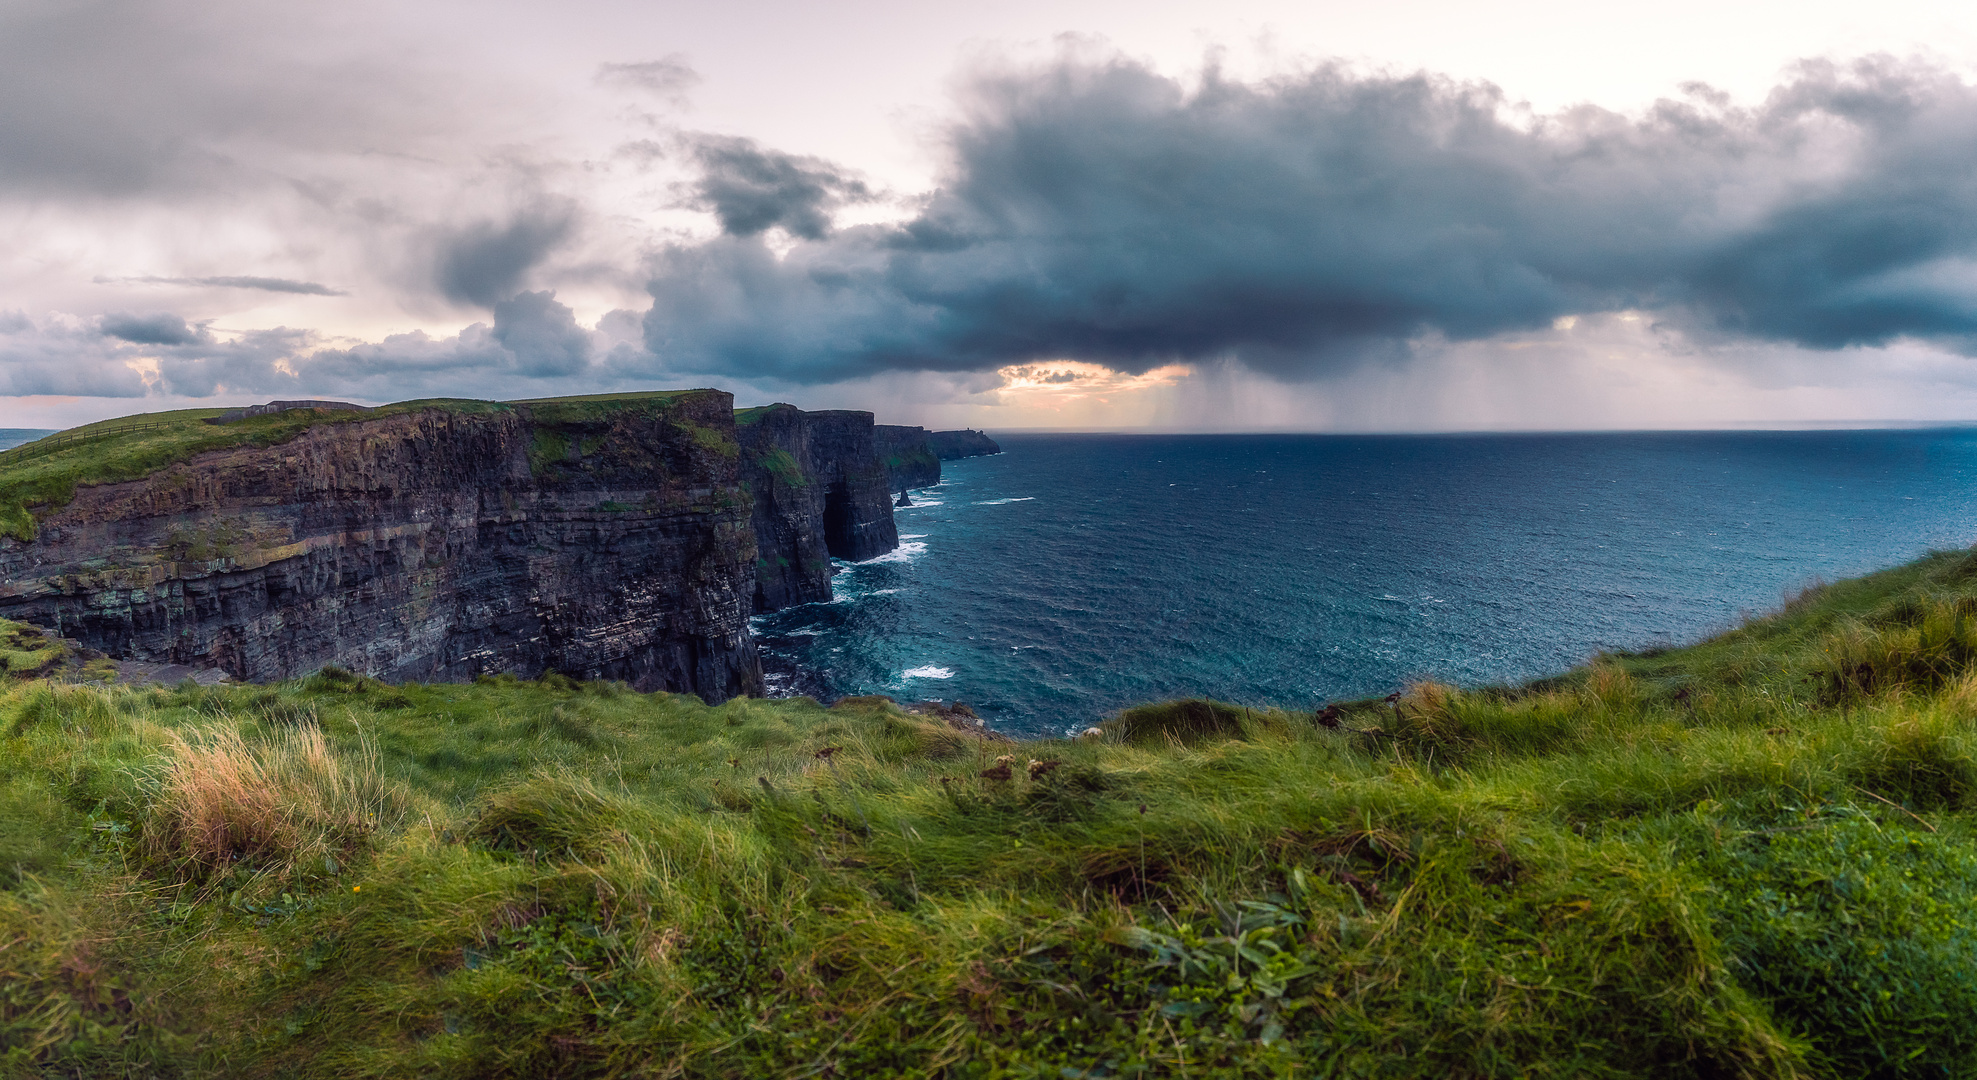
[101,313,201,346]
[98,275,348,296]
[432,202,579,308]
[640,55,1977,383]
[684,135,874,240]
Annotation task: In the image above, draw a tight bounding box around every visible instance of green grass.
[16,552,1977,1074]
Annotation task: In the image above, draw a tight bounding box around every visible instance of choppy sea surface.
[755,430,1977,738]
[0,429,54,451]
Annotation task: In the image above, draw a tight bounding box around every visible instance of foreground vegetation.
[13,552,1977,1076]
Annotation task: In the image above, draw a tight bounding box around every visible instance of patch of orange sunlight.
[994,361,1192,411]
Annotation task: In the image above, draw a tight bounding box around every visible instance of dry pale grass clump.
[144,724,403,880]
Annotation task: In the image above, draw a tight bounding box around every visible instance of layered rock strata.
[0,392,773,701]
[738,405,900,612]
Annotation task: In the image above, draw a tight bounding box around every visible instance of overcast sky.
[8,0,1977,431]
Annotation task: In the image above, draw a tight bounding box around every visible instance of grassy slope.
[0,400,507,542]
[0,392,726,541]
[10,553,1977,1076]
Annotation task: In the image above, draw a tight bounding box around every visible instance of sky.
[8,0,1977,431]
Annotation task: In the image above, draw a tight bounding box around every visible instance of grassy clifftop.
[10,550,1977,1075]
[0,391,723,541]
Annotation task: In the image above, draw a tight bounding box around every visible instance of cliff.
[928,428,1001,460]
[737,404,900,611]
[0,391,769,701]
[875,424,941,490]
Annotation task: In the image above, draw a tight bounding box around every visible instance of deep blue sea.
[0,429,53,451]
[754,430,1977,738]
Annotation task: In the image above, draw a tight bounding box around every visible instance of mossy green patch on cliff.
[0,620,67,676]
[754,446,807,487]
[884,447,940,473]
[12,550,1977,1073]
[674,418,739,459]
[525,427,573,476]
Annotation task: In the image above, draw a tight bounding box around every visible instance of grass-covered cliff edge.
[12,550,1977,1076]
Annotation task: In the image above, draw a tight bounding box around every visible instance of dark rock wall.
[875,425,941,490]
[738,405,900,612]
[928,429,1002,460]
[0,392,766,701]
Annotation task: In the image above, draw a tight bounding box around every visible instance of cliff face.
[875,425,941,490]
[0,392,766,701]
[928,429,1002,460]
[738,405,900,612]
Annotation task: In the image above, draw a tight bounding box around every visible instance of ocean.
[0,429,54,451]
[754,429,1977,738]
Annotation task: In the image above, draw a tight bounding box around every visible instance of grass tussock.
[144,724,405,881]
[16,551,1977,1074]
[1101,698,1287,745]
[465,770,627,860]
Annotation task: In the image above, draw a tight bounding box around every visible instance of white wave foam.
[902,665,954,679]
[898,534,927,539]
[975,497,1035,505]
[864,541,927,564]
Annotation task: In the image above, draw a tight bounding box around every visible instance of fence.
[0,420,177,469]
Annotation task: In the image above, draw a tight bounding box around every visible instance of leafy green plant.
[1109,896,1322,1043]
[1704,810,1977,1076]
[755,447,807,487]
